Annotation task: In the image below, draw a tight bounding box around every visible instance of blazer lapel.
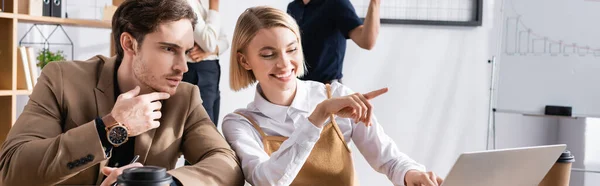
[135,128,157,164]
[94,56,117,118]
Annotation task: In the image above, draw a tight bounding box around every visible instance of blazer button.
[67,162,74,169]
[86,154,94,161]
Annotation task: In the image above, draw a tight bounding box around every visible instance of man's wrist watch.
[104,115,129,147]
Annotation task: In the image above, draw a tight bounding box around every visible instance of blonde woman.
[222,6,443,186]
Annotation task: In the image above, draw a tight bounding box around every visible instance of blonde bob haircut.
[229,6,305,91]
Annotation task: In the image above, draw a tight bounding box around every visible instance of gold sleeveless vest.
[237,84,357,185]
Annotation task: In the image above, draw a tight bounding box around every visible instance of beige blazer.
[0,56,244,186]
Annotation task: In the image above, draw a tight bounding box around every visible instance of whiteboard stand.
[486,56,498,150]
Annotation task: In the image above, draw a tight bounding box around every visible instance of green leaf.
[36,49,67,69]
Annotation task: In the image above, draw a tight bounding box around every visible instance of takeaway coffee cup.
[539,150,575,186]
[116,166,173,186]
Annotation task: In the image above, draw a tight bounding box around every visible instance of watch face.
[108,126,128,145]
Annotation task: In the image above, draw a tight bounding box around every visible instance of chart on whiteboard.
[350,0,477,21]
[502,0,600,57]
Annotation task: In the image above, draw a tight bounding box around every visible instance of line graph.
[503,3,600,57]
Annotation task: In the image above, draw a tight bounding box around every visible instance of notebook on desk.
[441,144,566,186]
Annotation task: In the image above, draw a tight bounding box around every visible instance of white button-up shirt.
[186,0,228,61]
[222,80,426,186]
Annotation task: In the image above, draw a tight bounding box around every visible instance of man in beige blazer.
[0,0,244,185]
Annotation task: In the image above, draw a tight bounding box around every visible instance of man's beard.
[135,61,183,94]
[133,57,158,93]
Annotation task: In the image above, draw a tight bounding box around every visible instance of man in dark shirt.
[288,0,381,84]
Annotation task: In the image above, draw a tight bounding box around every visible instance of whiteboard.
[494,0,600,117]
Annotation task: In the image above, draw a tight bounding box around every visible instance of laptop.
[441,144,566,186]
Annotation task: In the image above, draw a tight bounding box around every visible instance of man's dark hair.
[112,0,198,62]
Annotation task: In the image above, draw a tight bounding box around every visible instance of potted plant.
[37,49,66,69]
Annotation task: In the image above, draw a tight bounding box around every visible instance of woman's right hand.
[188,44,210,62]
[308,88,388,128]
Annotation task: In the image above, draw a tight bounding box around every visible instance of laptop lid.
[442,144,566,186]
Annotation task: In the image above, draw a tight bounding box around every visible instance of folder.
[50,0,62,18]
[26,47,39,86]
[43,0,51,16]
[29,0,44,16]
[17,47,33,91]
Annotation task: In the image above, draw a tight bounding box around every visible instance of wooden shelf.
[14,90,32,95]
[0,90,32,96]
[16,14,111,28]
[0,90,13,96]
[0,12,15,19]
